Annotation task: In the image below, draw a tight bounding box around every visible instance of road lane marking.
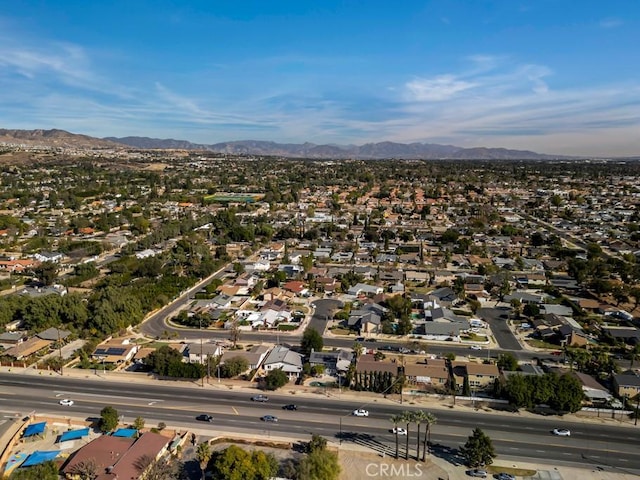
[232,407,239,415]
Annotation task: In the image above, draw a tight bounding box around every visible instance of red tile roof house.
[61,432,171,479]
[282,280,308,296]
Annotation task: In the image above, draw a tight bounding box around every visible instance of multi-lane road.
[1,373,639,474]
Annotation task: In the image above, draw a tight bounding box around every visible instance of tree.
[196,442,212,480]
[390,414,403,459]
[99,406,119,433]
[263,368,288,390]
[135,456,184,480]
[400,411,412,460]
[459,427,496,467]
[421,411,437,461]
[352,341,364,359]
[133,416,145,434]
[34,261,58,286]
[301,327,323,355]
[297,447,341,480]
[67,459,98,480]
[306,434,328,453]
[220,356,249,378]
[144,345,185,376]
[9,460,59,480]
[497,353,519,371]
[210,445,277,480]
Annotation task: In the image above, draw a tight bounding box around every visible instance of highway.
[1,373,639,473]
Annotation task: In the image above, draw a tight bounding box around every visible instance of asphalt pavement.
[1,367,640,479]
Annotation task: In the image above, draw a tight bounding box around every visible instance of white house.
[262,345,303,379]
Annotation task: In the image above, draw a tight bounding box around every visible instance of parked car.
[352,409,369,417]
[252,395,269,402]
[196,414,213,422]
[282,404,298,411]
[59,399,74,406]
[552,428,571,436]
[261,415,278,422]
[469,345,482,351]
[496,473,516,480]
[391,427,407,435]
[466,469,487,478]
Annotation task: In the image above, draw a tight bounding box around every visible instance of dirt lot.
[338,450,448,480]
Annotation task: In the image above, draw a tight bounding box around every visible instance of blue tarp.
[21,451,59,467]
[112,428,137,438]
[23,422,47,437]
[58,427,90,442]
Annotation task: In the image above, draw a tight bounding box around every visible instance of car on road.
[466,469,488,478]
[352,409,369,417]
[282,404,298,411]
[59,399,74,406]
[196,414,213,422]
[391,427,407,435]
[251,395,269,402]
[261,415,278,422]
[469,345,482,350]
[356,337,365,341]
[552,428,571,436]
[496,473,516,480]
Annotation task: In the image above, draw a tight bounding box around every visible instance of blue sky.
[1,0,638,156]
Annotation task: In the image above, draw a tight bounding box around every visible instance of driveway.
[308,298,343,334]
[478,307,522,350]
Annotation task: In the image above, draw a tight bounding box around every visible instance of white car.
[59,399,74,406]
[469,345,482,351]
[391,427,407,435]
[352,409,369,417]
[552,428,571,436]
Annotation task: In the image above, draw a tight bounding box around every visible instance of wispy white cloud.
[599,17,623,29]
[405,75,477,101]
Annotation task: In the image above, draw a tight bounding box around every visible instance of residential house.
[262,345,304,379]
[220,345,271,372]
[33,251,65,263]
[184,342,223,364]
[466,363,500,392]
[612,373,640,400]
[571,371,612,406]
[309,349,354,375]
[404,363,449,392]
[3,337,52,360]
[92,338,140,364]
[347,283,384,297]
[61,432,171,480]
[36,327,71,342]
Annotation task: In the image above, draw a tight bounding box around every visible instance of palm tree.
[390,414,403,459]
[412,410,429,460]
[400,411,413,460]
[421,412,437,462]
[195,442,211,480]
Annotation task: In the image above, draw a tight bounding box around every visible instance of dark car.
[261,415,278,422]
[196,414,213,422]
[282,404,298,410]
[251,395,269,402]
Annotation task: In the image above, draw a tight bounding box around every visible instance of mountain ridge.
[1,128,565,159]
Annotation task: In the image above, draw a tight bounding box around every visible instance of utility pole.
[200,317,204,388]
[57,328,64,376]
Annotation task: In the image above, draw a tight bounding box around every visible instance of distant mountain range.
[1,128,564,160]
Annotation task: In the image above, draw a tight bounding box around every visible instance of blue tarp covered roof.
[112,428,137,438]
[23,422,47,437]
[21,451,59,467]
[58,427,90,442]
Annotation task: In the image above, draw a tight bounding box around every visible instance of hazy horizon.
[1,1,639,157]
